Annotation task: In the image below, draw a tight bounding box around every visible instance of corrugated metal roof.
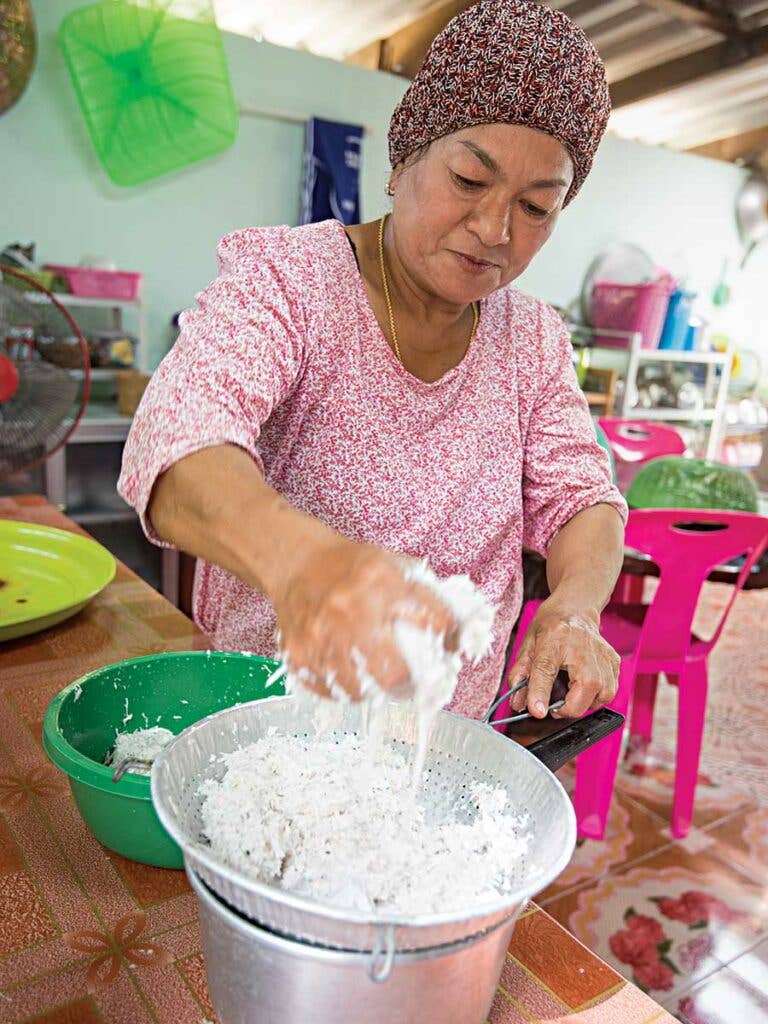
[210,0,768,157]
[211,0,436,58]
[610,55,768,150]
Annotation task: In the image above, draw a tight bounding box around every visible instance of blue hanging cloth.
[300,117,363,226]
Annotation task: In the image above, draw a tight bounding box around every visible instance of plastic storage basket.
[591,276,674,350]
[43,264,142,301]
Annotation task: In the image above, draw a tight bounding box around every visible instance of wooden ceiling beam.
[610,23,768,106]
[638,0,735,35]
[345,37,384,71]
[377,0,475,77]
[688,123,768,167]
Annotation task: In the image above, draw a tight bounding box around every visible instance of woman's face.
[390,123,574,306]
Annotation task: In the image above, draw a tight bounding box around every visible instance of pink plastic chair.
[599,417,687,603]
[598,418,685,495]
[499,509,768,840]
[598,417,686,465]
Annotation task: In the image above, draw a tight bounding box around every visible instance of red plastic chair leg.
[672,659,709,839]
[573,659,634,841]
[612,573,646,605]
[628,672,659,749]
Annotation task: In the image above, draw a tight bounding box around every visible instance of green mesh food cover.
[626,456,758,513]
[593,421,616,485]
[59,0,238,186]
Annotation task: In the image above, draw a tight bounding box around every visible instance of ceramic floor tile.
[705,805,768,884]
[543,843,768,1004]
[617,587,768,813]
[673,967,768,1024]
[726,937,768,996]
[537,786,670,905]
[614,738,754,832]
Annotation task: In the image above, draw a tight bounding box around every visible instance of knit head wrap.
[388,0,610,204]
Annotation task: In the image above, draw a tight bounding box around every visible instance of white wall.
[519,133,768,367]
[1,0,408,366]
[2,0,766,373]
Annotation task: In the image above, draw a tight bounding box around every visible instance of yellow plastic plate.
[0,520,116,642]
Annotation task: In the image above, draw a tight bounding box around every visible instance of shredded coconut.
[199,561,513,915]
[73,684,82,702]
[105,727,175,775]
[277,560,495,783]
[199,730,529,915]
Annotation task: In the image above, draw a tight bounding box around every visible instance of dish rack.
[570,322,732,460]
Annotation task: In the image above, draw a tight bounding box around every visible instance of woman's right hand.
[269,536,459,700]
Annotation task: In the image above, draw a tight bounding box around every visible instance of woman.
[119,0,627,721]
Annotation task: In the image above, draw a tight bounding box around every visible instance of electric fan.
[0,265,91,481]
[0,268,117,643]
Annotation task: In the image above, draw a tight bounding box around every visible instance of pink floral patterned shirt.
[118,219,626,719]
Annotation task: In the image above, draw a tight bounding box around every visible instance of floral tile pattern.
[674,967,768,1024]
[616,735,753,831]
[555,853,767,998]
[538,580,768,1024]
[705,806,768,884]
[537,779,669,904]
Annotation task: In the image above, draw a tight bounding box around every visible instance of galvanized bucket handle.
[368,923,396,983]
[481,677,565,727]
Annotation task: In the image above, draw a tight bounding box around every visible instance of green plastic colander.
[59,0,238,186]
[42,651,282,868]
[626,456,758,512]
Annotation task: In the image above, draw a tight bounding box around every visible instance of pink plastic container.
[591,276,674,349]
[44,263,142,301]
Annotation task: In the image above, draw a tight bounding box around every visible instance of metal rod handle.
[482,678,529,724]
[368,923,396,983]
[482,677,565,725]
[111,758,152,782]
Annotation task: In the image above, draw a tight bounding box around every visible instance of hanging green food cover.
[626,456,758,513]
[59,0,238,186]
[0,0,36,116]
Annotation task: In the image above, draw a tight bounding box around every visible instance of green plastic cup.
[42,651,282,868]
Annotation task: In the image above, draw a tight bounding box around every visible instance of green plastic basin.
[42,651,282,868]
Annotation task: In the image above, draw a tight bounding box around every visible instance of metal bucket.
[189,866,519,1024]
[153,696,622,956]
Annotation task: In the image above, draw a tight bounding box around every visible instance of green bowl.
[42,651,283,868]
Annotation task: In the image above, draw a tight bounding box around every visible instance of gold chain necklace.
[377,214,479,366]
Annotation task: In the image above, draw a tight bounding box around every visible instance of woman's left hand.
[505,596,620,719]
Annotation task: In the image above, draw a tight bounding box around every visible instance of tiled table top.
[0,495,676,1024]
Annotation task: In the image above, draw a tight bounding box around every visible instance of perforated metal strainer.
[151,694,622,955]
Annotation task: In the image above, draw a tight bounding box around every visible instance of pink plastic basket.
[43,263,142,301]
[591,276,674,349]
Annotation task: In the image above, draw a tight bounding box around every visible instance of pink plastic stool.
[498,509,768,839]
